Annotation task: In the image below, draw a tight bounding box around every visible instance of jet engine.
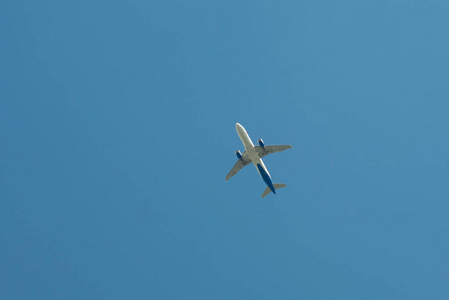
[235,150,242,159]
[258,139,265,147]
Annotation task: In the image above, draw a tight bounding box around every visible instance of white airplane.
[226,123,293,198]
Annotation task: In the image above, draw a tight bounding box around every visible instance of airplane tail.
[262,183,287,198]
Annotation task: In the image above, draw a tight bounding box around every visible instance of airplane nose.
[235,123,247,136]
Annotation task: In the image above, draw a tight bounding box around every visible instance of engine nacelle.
[258,139,265,147]
[235,150,242,159]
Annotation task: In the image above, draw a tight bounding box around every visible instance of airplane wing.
[254,145,293,158]
[226,151,251,181]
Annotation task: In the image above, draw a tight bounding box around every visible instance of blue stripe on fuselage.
[256,163,276,194]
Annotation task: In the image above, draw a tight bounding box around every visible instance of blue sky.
[1,1,449,299]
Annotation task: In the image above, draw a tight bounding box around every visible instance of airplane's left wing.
[226,151,251,181]
[254,145,293,158]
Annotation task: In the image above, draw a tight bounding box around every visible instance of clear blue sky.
[2,1,449,299]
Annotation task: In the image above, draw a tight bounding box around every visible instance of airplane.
[226,123,293,198]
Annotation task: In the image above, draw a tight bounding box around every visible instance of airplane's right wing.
[226,151,251,181]
[254,145,293,158]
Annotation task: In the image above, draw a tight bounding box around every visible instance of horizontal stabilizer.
[262,183,287,198]
[273,183,287,189]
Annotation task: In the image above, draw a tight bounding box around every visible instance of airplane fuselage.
[236,123,276,194]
